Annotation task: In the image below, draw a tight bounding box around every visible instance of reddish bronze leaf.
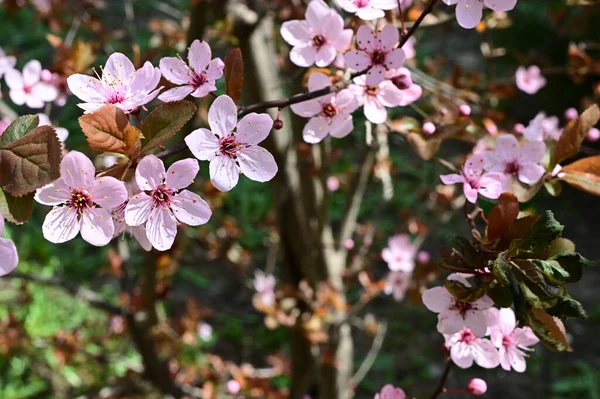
[79,105,131,154]
[554,104,600,165]
[560,155,600,196]
[224,48,244,104]
[487,193,519,242]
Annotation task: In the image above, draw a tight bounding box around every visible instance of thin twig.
[348,321,388,390]
[400,0,440,48]
[429,359,453,399]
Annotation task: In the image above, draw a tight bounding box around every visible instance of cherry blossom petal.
[32,82,58,102]
[334,29,354,52]
[463,183,479,203]
[81,208,114,246]
[42,206,80,244]
[280,20,311,46]
[478,176,504,199]
[171,190,212,226]
[185,128,221,161]
[335,89,359,113]
[159,57,191,85]
[438,313,468,335]
[455,0,483,29]
[61,151,95,189]
[125,192,154,226]
[307,71,332,91]
[0,237,18,276]
[422,287,454,312]
[208,95,238,137]
[462,311,487,337]
[238,146,278,183]
[384,48,406,70]
[103,53,136,88]
[158,85,195,102]
[380,24,400,52]
[290,98,322,117]
[356,25,378,52]
[306,0,330,29]
[206,58,224,80]
[237,113,274,145]
[473,339,501,368]
[135,155,166,191]
[303,117,330,143]
[378,82,404,107]
[364,97,387,123]
[166,158,199,190]
[494,134,520,162]
[209,156,240,192]
[366,65,386,86]
[191,83,217,98]
[356,6,384,21]
[398,84,423,106]
[8,88,26,106]
[66,74,105,103]
[22,60,41,87]
[315,45,337,67]
[290,46,317,67]
[4,69,23,90]
[329,115,354,139]
[450,343,475,368]
[132,225,153,251]
[35,180,71,206]
[188,40,212,73]
[146,207,177,251]
[518,163,545,184]
[513,327,539,347]
[520,140,546,163]
[130,62,161,94]
[440,174,465,185]
[90,176,128,209]
[345,50,372,72]
[484,0,517,12]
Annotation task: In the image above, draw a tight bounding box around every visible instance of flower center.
[190,72,207,89]
[460,328,476,345]
[151,185,174,208]
[67,189,93,215]
[322,103,337,118]
[502,334,512,348]
[372,50,385,65]
[107,92,125,104]
[453,300,474,317]
[219,135,241,159]
[312,35,326,48]
[23,85,33,94]
[366,85,379,96]
[505,161,520,175]
[354,0,370,7]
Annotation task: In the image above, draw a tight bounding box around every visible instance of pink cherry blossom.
[467,378,487,396]
[402,36,417,60]
[486,134,546,185]
[35,151,128,246]
[384,271,411,302]
[417,250,431,264]
[227,380,241,394]
[487,308,539,372]
[564,107,578,121]
[345,25,406,86]
[440,153,504,203]
[422,278,493,337]
[290,72,359,143]
[381,234,417,272]
[459,104,472,116]
[124,156,212,251]
[254,271,276,306]
[0,214,19,276]
[37,113,68,144]
[197,322,213,342]
[374,384,406,399]
[112,179,152,251]
[515,65,546,95]
[67,53,162,113]
[443,0,517,29]
[423,122,436,135]
[159,40,224,102]
[523,112,562,141]
[444,327,500,369]
[587,127,600,142]
[327,176,340,192]
[5,60,58,108]
[0,47,16,77]
[185,95,278,191]
[337,0,397,21]
[280,0,353,67]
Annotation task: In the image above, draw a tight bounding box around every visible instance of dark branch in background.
[400,0,440,48]
[429,359,453,399]
[347,321,388,391]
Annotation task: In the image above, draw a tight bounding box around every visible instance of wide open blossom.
[0,47,16,77]
[125,156,212,251]
[384,271,411,302]
[337,0,397,21]
[381,234,417,272]
[37,113,68,144]
[442,0,518,29]
[5,60,58,108]
[185,95,278,192]
[281,0,353,67]
[444,327,500,369]
[35,151,128,246]
[254,271,276,306]
[112,179,152,251]
[515,65,546,95]
[486,134,546,185]
[290,72,359,143]
[440,153,504,203]
[374,384,406,399]
[487,308,539,372]
[422,277,493,337]
[345,25,406,86]
[523,112,562,142]
[159,40,224,101]
[67,53,162,113]
[0,214,19,276]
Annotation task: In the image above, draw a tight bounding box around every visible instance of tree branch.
[348,321,387,390]
[429,359,453,399]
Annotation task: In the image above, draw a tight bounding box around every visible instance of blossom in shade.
[290,72,359,143]
[227,380,241,394]
[37,113,68,144]
[159,40,224,101]
[487,308,539,372]
[443,0,518,29]
[445,327,500,369]
[197,322,213,342]
[384,271,411,302]
[280,0,353,67]
[422,276,493,337]
[381,234,417,272]
[0,47,16,77]
[587,127,600,142]
[523,112,562,141]
[67,53,162,113]
[185,95,278,191]
[0,214,19,276]
[327,176,340,192]
[112,179,152,251]
[374,384,406,399]
[467,378,487,396]
[486,134,546,185]
[345,25,406,86]
[440,153,504,203]
[34,151,128,246]
[5,60,58,108]
[124,155,212,251]
[336,0,398,21]
[417,250,431,264]
[564,108,578,121]
[254,271,276,306]
[423,122,436,135]
[515,65,546,94]
[402,36,417,60]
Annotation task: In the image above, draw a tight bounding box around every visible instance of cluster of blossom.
[442,0,518,29]
[422,274,539,371]
[254,271,277,306]
[380,234,418,302]
[373,378,488,398]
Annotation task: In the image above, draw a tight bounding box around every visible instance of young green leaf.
[140,101,196,153]
[0,189,34,224]
[527,307,573,352]
[0,115,39,147]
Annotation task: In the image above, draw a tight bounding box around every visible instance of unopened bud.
[459,104,472,116]
[564,107,578,121]
[392,73,413,90]
[422,122,436,135]
[273,119,284,130]
[467,378,487,396]
[514,123,525,134]
[586,127,600,142]
[40,69,53,82]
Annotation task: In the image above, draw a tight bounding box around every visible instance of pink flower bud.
[440,108,448,117]
[586,127,600,142]
[417,250,430,264]
[422,122,436,135]
[459,104,471,116]
[514,123,525,134]
[227,380,241,394]
[467,378,487,396]
[392,73,413,90]
[344,238,355,250]
[327,176,340,192]
[564,107,578,121]
[40,69,53,82]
